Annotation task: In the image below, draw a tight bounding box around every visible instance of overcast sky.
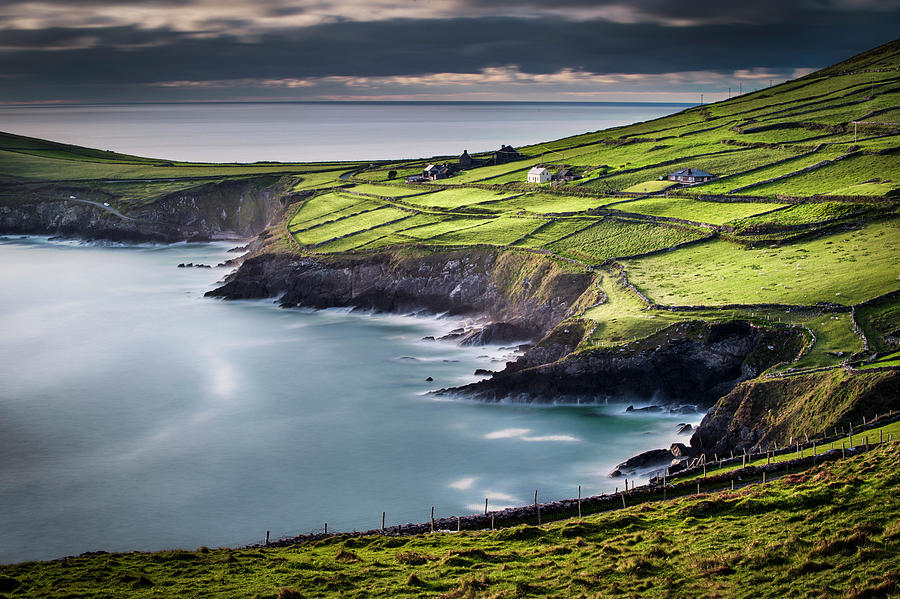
[1,0,897,104]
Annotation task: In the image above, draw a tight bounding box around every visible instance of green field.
[511,218,597,248]
[613,197,785,225]
[549,219,708,264]
[403,187,519,209]
[730,201,873,232]
[747,153,900,198]
[427,216,549,246]
[292,206,412,246]
[622,179,678,193]
[482,192,613,214]
[625,219,900,306]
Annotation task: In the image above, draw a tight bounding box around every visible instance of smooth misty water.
[0,102,689,163]
[0,238,700,563]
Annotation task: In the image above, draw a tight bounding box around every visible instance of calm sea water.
[0,238,699,563]
[0,102,689,163]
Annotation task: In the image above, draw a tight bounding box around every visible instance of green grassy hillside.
[2,442,898,598]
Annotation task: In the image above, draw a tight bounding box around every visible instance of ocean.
[0,101,689,163]
[0,238,699,563]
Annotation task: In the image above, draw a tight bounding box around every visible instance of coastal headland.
[0,39,898,592]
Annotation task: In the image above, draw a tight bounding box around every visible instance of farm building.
[493,145,522,165]
[458,150,483,169]
[554,168,580,183]
[423,163,451,181]
[666,168,714,183]
[528,166,551,183]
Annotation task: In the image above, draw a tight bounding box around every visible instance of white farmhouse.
[527,166,551,184]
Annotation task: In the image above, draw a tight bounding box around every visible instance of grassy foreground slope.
[2,443,898,598]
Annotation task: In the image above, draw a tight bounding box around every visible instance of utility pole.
[728,87,731,99]
[700,93,704,105]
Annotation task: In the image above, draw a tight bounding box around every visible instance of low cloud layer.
[0,1,896,103]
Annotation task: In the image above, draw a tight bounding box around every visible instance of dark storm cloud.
[0,0,896,102]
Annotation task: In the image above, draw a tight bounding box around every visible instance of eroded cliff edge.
[0,177,289,242]
[207,248,594,342]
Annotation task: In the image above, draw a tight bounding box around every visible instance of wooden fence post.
[324,523,328,535]
[484,498,488,515]
[457,516,461,533]
[578,485,582,518]
[696,482,700,495]
[265,531,270,546]
[382,511,385,533]
[491,515,495,531]
[431,507,434,533]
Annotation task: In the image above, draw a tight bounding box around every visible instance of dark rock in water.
[459,321,532,346]
[422,336,435,341]
[228,245,249,253]
[668,460,686,474]
[609,469,623,478]
[425,377,433,382]
[670,442,689,457]
[177,263,185,268]
[474,368,493,376]
[438,328,467,341]
[677,423,693,435]
[626,405,663,413]
[613,448,671,473]
[669,405,698,415]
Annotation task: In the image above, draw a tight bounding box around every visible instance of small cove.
[0,237,700,563]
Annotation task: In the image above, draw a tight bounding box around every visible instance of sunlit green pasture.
[403,186,519,209]
[730,201,873,231]
[621,180,678,193]
[747,153,900,197]
[292,206,411,246]
[613,197,785,225]
[625,219,900,306]
[481,192,612,214]
[549,219,706,264]
[427,216,548,246]
[511,218,598,248]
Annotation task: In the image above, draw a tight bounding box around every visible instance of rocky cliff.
[440,320,806,406]
[689,368,900,456]
[0,177,288,242]
[207,249,595,341]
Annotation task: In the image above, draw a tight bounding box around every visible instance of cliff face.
[207,249,595,340]
[441,321,806,406]
[0,177,287,242]
[690,368,900,456]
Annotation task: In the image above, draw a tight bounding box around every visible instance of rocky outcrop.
[440,320,805,405]
[690,368,900,457]
[0,177,289,242]
[207,249,595,341]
